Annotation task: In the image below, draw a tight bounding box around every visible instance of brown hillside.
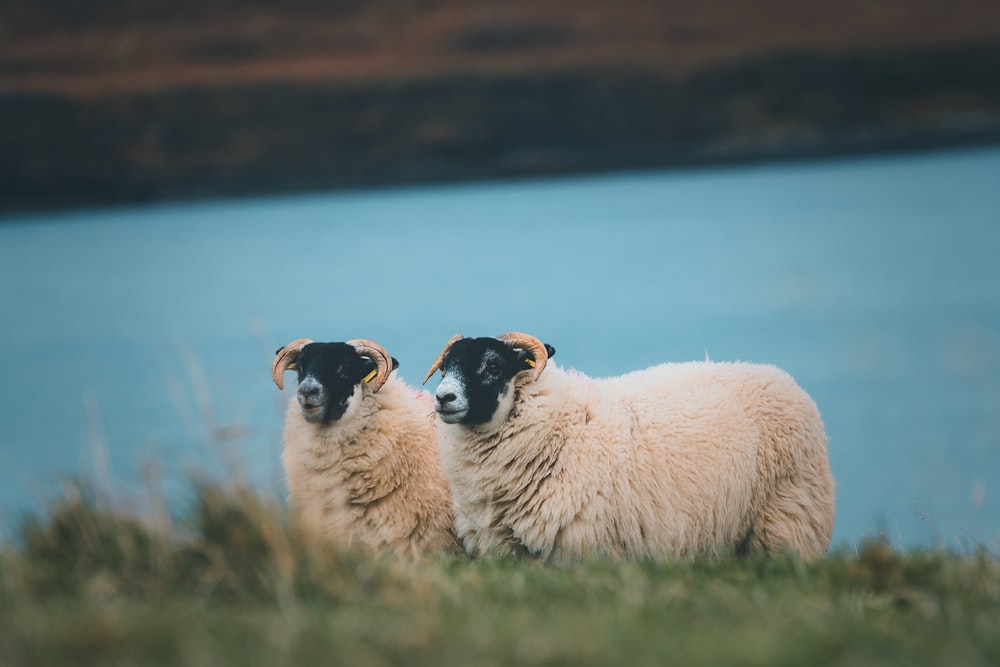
[2,1,999,211]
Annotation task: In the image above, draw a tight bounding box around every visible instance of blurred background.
[3,0,1000,211]
[1,1,999,551]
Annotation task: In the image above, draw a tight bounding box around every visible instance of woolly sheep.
[273,338,459,557]
[423,332,835,561]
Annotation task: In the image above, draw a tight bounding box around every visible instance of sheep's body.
[437,360,834,561]
[279,357,459,557]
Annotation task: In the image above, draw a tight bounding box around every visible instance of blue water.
[2,146,999,551]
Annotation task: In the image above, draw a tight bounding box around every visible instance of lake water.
[2,146,998,552]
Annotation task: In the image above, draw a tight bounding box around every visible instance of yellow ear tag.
[525,358,536,368]
[363,369,378,385]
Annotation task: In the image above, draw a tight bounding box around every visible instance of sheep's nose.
[297,379,323,405]
[436,391,457,405]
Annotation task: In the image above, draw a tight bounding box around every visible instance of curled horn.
[423,334,465,385]
[272,338,314,390]
[497,332,549,381]
[346,339,394,393]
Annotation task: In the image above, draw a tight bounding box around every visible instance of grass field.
[2,480,998,667]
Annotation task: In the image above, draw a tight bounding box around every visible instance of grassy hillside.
[2,481,998,667]
[2,1,1000,212]
[5,0,1000,92]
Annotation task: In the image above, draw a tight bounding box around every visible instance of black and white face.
[432,337,555,428]
[280,342,397,424]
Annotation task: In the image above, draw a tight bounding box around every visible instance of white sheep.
[423,332,835,561]
[273,338,459,557]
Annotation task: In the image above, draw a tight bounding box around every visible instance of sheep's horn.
[272,338,314,390]
[346,339,394,393]
[423,334,465,385]
[497,332,548,381]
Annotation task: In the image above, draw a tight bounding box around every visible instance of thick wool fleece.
[282,376,460,557]
[438,361,835,561]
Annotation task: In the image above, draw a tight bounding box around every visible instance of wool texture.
[282,376,460,557]
[438,361,835,561]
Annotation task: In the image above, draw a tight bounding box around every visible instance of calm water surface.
[2,147,999,550]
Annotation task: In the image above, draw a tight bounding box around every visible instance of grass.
[1,480,998,667]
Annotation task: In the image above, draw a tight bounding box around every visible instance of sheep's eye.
[483,361,501,377]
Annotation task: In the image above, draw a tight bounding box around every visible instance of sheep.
[423,332,835,561]
[272,337,460,557]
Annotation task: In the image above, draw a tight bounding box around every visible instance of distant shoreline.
[4,40,1000,215]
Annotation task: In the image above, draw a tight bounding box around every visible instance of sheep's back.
[540,362,829,558]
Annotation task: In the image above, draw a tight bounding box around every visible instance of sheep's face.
[285,343,398,425]
[433,337,555,428]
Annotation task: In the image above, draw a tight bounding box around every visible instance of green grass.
[2,481,998,667]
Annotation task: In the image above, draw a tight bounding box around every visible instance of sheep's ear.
[274,348,297,370]
[519,344,555,363]
[516,344,555,370]
[359,356,397,385]
[360,357,378,385]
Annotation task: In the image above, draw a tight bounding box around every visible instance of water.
[2,146,998,551]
